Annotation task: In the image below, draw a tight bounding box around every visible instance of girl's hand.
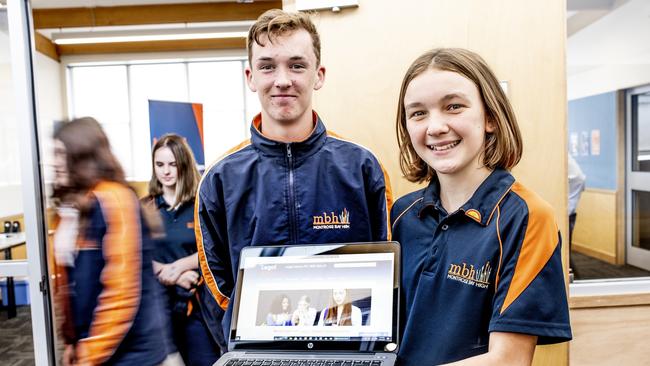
[63,344,75,366]
[157,263,183,286]
[176,270,199,290]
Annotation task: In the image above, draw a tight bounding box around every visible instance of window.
[68,59,260,180]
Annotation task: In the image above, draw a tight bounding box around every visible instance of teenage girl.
[145,134,220,365]
[391,48,572,365]
[266,294,292,326]
[52,117,165,366]
[317,288,362,326]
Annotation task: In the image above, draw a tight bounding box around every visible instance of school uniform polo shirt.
[154,195,197,264]
[391,169,571,365]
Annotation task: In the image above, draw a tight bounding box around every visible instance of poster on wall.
[149,100,205,169]
[570,133,578,156]
[590,129,601,156]
[580,131,590,156]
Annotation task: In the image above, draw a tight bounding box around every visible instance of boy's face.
[403,68,495,180]
[245,29,325,128]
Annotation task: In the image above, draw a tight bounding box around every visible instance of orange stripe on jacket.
[195,139,252,311]
[382,168,394,240]
[494,206,504,293]
[500,182,559,314]
[76,182,143,365]
[326,130,394,240]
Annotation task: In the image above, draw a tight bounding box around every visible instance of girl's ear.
[485,118,496,133]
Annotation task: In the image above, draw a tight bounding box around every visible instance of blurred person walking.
[51,117,166,366]
[568,153,586,277]
[143,134,221,365]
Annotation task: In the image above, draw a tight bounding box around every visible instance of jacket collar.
[417,169,515,226]
[250,111,327,159]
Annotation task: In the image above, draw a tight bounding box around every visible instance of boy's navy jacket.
[195,112,392,348]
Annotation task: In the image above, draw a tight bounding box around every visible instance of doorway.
[626,85,650,271]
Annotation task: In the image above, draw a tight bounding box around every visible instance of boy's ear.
[245,67,257,92]
[313,65,326,90]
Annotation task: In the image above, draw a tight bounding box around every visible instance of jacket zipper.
[286,144,297,243]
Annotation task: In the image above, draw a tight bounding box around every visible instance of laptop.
[214,241,400,366]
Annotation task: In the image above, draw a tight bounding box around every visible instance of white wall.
[0,50,65,218]
[567,0,650,100]
[0,26,23,218]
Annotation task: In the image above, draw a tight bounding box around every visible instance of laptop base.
[214,351,396,366]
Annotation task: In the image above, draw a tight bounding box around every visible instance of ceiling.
[567,0,650,76]
[30,0,238,9]
[23,0,650,82]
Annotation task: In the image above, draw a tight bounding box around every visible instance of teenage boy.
[195,9,392,353]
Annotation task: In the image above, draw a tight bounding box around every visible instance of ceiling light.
[295,0,359,12]
[52,26,249,45]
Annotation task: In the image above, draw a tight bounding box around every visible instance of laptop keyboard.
[224,360,383,366]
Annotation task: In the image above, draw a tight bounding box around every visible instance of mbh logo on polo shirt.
[312,208,350,230]
[447,261,492,289]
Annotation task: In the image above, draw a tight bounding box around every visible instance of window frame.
[64,51,256,181]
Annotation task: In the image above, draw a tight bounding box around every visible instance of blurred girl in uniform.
[52,117,165,365]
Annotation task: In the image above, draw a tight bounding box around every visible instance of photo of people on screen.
[291,295,317,326]
[255,289,371,327]
[266,294,292,326]
[317,288,362,326]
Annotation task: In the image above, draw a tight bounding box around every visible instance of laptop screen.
[230,242,399,351]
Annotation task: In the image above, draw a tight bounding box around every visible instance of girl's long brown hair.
[53,117,126,199]
[52,117,129,227]
[324,290,352,326]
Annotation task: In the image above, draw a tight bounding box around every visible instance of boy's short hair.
[247,9,321,65]
[396,48,523,183]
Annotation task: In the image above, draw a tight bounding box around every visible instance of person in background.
[266,294,292,326]
[143,133,221,365]
[317,288,362,326]
[568,153,586,277]
[291,295,317,326]
[391,48,572,365]
[51,117,165,366]
[196,9,392,351]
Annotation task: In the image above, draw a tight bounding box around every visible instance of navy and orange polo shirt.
[391,169,571,365]
[153,195,197,264]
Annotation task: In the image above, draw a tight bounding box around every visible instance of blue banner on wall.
[568,92,617,190]
[148,100,205,167]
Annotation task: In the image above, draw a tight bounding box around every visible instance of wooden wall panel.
[574,189,618,264]
[34,31,59,61]
[570,304,650,365]
[33,1,282,29]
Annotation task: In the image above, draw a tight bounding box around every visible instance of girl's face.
[53,139,69,188]
[333,289,347,305]
[403,68,494,180]
[298,297,309,310]
[281,297,290,311]
[154,146,178,190]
